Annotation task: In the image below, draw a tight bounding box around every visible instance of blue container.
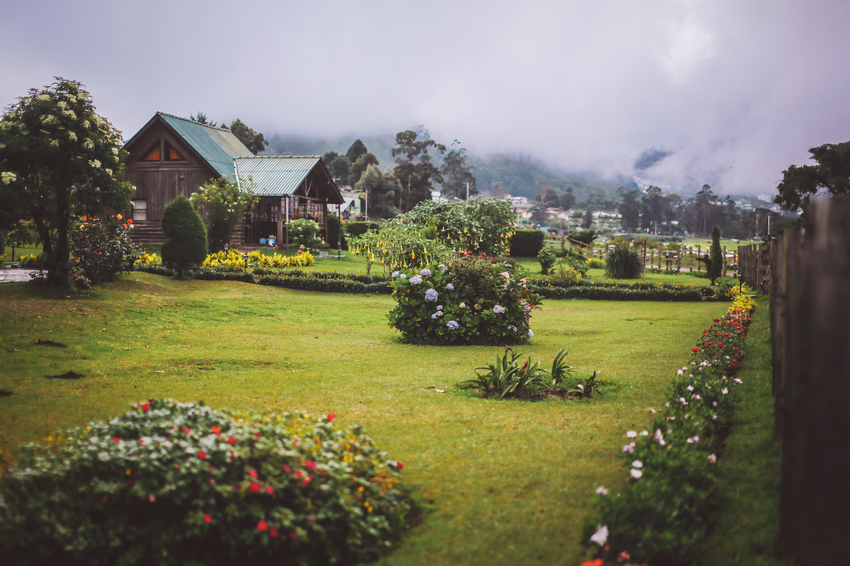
[259,238,267,244]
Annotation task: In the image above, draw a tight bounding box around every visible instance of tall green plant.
[190,176,258,253]
[161,196,207,278]
[705,224,723,284]
[605,239,642,279]
[391,198,516,257]
[287,218,323,250]
[348,224,453,273]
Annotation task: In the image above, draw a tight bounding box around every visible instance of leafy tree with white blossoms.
[0,78,133,287]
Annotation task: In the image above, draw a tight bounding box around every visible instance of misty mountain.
[267,133,635,202]
[472,155,638,202]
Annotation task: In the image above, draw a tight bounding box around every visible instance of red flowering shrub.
[69,214,139,288]
[0,399,411,565]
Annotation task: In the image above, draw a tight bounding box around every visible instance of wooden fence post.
[778,199,850,564]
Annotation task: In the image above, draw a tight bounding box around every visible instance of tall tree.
[640,186,668,234]
[440,140,477,199]
[0,78,133,287]
[583,208,594,229]
[229,118,267,155]
[775,140,850,215]
[321,151,352,187]
[684,184,718,236]
[391,130,445,212]
[354,164,400,219]
[618,190,641,233]
[559,186,576,210]
[190,112,217,127]
[534,185,559,208]
[346,139,368,165]
[349,152,379,188]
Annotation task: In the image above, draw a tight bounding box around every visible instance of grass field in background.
[0,272,730,565]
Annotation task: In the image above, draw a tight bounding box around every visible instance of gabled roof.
[235,155,343,203]
[157,113,252,177]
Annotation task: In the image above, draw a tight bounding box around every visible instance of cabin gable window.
[140,140,186,162]
[141,144,161,161]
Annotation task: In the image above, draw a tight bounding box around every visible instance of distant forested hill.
[266,133,635,202]
[470,155,637,202]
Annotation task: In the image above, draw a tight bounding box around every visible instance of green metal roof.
[159,112,252,177]
[235,155,324,197]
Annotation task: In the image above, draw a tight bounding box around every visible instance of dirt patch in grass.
[46,371,85,380]
[35,339,67,348]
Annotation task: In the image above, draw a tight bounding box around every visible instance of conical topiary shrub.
[160,196,207,278]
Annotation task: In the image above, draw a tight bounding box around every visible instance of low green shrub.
[580,303,754,566]
[587,258,605,269]
[388,254,541,345]
[509,229,545,257]
[0,399,411,566]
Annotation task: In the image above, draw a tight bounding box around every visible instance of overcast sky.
[3,0,849,196]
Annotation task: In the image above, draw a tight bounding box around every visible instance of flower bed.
[388,254,541,345]
[0,399,411,566]
[579,291,756,566]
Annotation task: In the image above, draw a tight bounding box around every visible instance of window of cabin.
[164,141,185,161]
[142,145,161,161]
[133,199,147,221]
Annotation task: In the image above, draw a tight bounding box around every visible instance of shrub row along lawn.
[136,263,726,303]
[0,273,729,565]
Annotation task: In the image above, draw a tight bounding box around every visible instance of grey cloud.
[2,0,849,196]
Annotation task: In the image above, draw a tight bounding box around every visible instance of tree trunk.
[50,186,72,288]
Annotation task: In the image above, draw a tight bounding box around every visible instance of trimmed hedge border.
[133,265,392,295]
[528,276,732,302]
[133,265,726,302]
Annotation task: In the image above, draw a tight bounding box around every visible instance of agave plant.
[458,348,575,398]
[568,370,603,399]
[605,240,642,279]
[549,349,574,387]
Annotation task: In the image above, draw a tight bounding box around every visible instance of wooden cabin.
[123,112,343,247]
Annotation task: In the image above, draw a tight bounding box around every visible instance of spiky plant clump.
[605,240,643,279]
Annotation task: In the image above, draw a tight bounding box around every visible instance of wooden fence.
[742,200,850,565]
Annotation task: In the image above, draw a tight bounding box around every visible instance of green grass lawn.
[0,273,748,565]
